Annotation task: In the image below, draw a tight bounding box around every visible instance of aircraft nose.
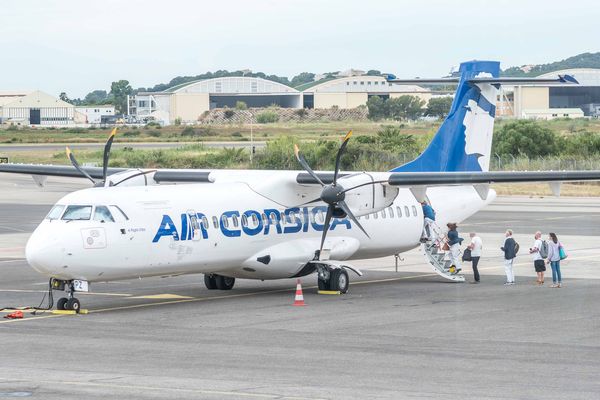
[25,226,64,276]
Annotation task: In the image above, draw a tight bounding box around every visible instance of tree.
[425,96,453,118]
[492,120,561,157]
[59,92,72,104]
[290,72,316,88]
[366,96,386,120]
[385,96,425,121]
[83,90,109,105]
[110,80,133,114]
[235,101,248,110]
[366,69,381,76]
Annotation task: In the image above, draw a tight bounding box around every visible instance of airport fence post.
[494,153,501,170]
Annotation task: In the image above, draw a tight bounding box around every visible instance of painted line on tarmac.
[0,378,324,400]
[0,289,132,297]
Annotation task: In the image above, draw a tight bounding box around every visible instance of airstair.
[421,222,465,282]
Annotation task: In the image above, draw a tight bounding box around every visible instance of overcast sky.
[1,0,599,98]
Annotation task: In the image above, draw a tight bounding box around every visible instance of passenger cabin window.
[62,205,92,221]
[373,212,378,220]
[404,206,410,217]
[221,215,229,229]
[412,205,418,217]
[388,207,394,218]
[93,206,114,222]
[212,216,219,229]
[46,205,65,220]
[201,216,209,230]
[232,215,239,228]
[241,214,248,227]
[381,209,386,218]
[109,205,129,222]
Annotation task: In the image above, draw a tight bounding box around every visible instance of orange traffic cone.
[4,310,23,319]
[293,279,306,306]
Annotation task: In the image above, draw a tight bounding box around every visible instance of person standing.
[500,229,517,285]
[467,232,482,283]
[420,201,436,242]
[529,231,546,285]
[446,223,463,274]
[546,232,563,288]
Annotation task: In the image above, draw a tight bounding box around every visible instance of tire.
[66,298,81,313]
[215,275,235,290]
[318,277,330,291]
[56,297,68,310]
[330,269,349,294]
[204,274,217,290]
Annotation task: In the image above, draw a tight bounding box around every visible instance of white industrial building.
[75,105,115,124]
[497,68,600,119]
[0,90,75,125]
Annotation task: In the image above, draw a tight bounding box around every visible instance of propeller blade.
[338,200,370,239]
[318,205,334,260]
[294,144,325,186]
[66,147,95,184]
[333,130,352,186]
[102,128,117,181]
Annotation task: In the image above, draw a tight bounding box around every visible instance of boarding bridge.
[421,222,465,282]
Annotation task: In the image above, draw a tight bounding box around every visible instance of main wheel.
[330,269,349,294]
[204,274,217,290]
[318,277,330,291]
[215,275,235,290]
[56,297,68,310]
[66,298,81,313]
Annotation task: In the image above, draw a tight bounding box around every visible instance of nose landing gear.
[51,279,82,313]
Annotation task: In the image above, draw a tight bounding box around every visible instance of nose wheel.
[52,279,82,313]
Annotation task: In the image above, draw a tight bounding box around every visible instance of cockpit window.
[46,205,65,220]
[61,205,92,221]
[93,206,115,222]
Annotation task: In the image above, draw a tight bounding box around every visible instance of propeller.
[66,128,117,187]
[294,131,370,261]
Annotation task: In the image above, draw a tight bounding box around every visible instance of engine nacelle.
[339,173,399,217]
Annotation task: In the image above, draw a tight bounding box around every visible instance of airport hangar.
[496,68,600,119]
[129,75,431,125]
[0,90,114,126]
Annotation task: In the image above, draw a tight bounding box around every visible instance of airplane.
[1,60,599,313]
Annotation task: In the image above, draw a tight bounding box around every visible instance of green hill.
[502,52,600,76]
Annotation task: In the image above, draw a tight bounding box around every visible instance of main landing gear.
[317,266,349,293]
[204,274,236,290]
[51,279,81,313]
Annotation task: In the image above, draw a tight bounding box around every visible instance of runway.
[0,173,599,399]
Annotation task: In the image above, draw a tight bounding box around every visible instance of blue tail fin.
[392,60,500,173]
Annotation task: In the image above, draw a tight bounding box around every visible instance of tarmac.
[0,172,599,399]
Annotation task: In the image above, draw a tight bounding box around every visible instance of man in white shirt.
[468,232,482,283]
[529,231,546,285]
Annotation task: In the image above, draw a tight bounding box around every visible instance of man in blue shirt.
[421,201,436,242]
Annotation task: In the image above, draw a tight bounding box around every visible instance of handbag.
[462,248,472,261]
[559,244,568,260]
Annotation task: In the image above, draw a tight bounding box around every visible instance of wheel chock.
[318,290,341,295]
[51,309,89,315]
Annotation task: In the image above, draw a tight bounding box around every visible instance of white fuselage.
[25,177,495,283]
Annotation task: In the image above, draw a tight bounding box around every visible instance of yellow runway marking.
[129,294,193,300]
[317,290,341,295]
[0,289,132,297]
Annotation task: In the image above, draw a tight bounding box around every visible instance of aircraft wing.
[0,164,213,184]
[297,170,600,186]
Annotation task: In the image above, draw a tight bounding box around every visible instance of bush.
[224,109,235,119]
[122,130,140,137]
[6,124,18,131]
[256,111,279,124]
[294,108,308,119]
[231,132,242,137]
[146,130,161,137]
[235,101,248,110]
[181,126,197,136]
[492,120,561,157]
[174,117,182,126]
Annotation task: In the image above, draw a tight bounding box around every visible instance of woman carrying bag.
[546,232,566,288]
